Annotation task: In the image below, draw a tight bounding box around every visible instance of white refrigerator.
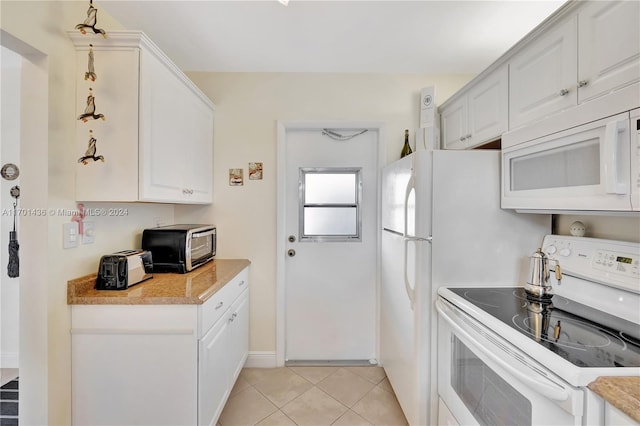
[380,149,550,426]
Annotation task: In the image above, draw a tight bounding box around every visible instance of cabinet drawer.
[199,267,249,337]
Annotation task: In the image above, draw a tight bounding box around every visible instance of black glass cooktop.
[449,287,640,368]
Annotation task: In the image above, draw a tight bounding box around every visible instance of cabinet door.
[228,289,249,383]
[72,331,197,425]
[509,15,578,130]
[578,1,640,104]
[467,65,508,148]
[139,49,187,202]
[182,94,214,203]
[605,402,637,426]
[198,313,231,426]
[75,48,140,202]
[440,96,468,150]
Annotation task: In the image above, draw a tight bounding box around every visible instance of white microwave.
[502,109,640,213]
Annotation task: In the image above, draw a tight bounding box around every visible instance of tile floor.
[218,366,408,426]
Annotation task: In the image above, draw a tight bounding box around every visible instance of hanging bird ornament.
[78,130,105,164]
[7,185,20,278]
[75,0,107,38]
[77,88,105,122]
[84,44,97,81]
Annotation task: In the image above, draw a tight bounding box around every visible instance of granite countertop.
[67,259,250,305]
[589,376,640,423]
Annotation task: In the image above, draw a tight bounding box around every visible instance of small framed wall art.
[229,168,244,186]
[249,162,263,180]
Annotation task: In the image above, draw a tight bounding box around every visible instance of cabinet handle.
[466,134,472,140]
[238,280,246,287]
[559,88,570,96]
[578,80,588,88]
[182,188,194,195]
[214,301,224,310]
[228,312,238,323]
[459,136,466,142]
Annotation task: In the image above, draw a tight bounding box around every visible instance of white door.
[281,124,380,362]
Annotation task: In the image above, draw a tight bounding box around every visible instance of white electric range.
[436,235,640,425]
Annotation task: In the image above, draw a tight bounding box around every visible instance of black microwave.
[141,224,216,273]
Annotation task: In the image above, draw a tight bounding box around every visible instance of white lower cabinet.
[604,403,637,426]
[198,289,249,426]
[71,267,249,425]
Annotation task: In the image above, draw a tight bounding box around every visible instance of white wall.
[0,45,21,369]
[175,72,474,353]
[1,2,174,424]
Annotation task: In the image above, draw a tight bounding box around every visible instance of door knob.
[288,235,296,243]
[287,249,296,257]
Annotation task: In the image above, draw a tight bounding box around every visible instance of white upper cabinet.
[467,66,509,147]
[443,1,639,142]
[70,31,215,204]
[441,96,468,150]
[577,1,640,104]
[509,16,578,130]
[509,0,640,130]
[441,65,508,149]
[138,47,214,203]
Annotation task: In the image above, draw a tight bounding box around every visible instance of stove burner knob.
[559,248,571,257]
[546,245,557,255]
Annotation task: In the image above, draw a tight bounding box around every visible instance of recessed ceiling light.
[278,0,289,6]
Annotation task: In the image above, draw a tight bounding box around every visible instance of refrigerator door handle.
[403,239,415,310]
[403,174,416,237]
[404,236,432,243]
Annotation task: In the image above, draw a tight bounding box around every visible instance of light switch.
[63,222,79,249]
[82,221,95,244]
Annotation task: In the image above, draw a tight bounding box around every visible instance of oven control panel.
[592,249,638,277]
[542,235,640,293]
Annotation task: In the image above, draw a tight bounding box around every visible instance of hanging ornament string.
[78,88,105,122]
[75,0,108,166]
[78,129,105,164]
[7,186,20,278]
[85,44,97,81]
[75,0,107,38]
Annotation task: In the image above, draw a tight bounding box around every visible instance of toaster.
[96,250,153,290]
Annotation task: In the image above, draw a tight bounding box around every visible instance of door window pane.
[304,207,357,236]
[305,173,357,204]
[300,168,362,241]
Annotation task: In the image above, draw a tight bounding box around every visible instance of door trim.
[276,120,386,366]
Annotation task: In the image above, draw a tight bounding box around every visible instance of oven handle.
[436,299,570,402]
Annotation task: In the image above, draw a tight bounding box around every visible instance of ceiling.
[100,0,567,74]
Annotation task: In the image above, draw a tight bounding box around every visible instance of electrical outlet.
[63,222,79,249]
[82,221,95,244]
[153,217,167,227]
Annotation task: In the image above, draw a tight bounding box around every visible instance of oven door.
[188,228,216,270]
[502,112,632,212]
[436,298,584,426]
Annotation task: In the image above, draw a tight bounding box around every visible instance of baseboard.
[244,351,277,368]
[1,352,18,369]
